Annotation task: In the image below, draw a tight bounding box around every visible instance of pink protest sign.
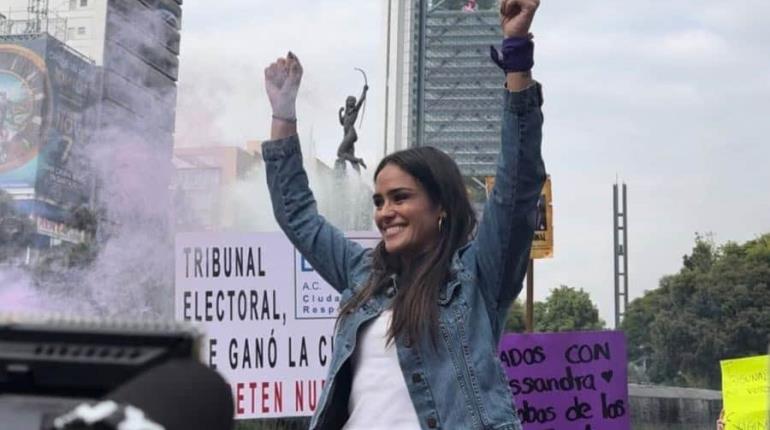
[498,331,630,430]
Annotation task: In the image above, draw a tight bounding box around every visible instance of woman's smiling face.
[373,163,443,257]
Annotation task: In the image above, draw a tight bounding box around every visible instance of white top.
[342,309,422,430]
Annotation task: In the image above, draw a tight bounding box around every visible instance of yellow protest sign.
[720,354,769,430]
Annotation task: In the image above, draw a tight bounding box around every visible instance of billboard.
[0,35,97,210]
[0,41,51,190]
[175,232,379,419]
[37,36,98,208]
[34,215,85,244]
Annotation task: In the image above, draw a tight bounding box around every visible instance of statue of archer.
[336,71,368,172]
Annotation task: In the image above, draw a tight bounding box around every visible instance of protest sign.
[498,331,630,430]
[720,354,769,430]
[174,231,378,419]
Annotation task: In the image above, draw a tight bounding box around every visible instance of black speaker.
[0,314,202,430]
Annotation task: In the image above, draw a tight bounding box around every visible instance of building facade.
[387,0,502,203]
[0,0,107,63]
[0,0,182,251]
[98,0,181,154]
[172,144,373,233]
[172,146,258,231]
[384,0,414,155]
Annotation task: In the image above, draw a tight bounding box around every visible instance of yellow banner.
[485,175,553,259]
[720,354,769,430]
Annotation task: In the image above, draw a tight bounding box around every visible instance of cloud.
[659,29,729,62]
[528,0,770,324]
[176,0,387,173]
[176,0,770,326]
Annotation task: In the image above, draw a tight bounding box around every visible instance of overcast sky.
[176,0,770,326]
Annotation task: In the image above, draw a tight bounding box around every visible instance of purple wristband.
[490,36,534,73]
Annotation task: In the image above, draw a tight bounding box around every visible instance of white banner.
[174,231,379,419]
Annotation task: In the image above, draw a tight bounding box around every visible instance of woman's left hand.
[500,0,540,38]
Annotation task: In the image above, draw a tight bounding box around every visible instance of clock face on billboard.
[0,44,51,173]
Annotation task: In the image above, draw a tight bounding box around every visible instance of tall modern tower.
[387,0,503,204]
[385,0,415,155]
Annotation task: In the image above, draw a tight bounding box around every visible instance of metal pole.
[613,184,620,329]
[525,259,534,332]
[622,183,629,317]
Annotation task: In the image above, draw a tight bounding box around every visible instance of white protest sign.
[174,231,379,419]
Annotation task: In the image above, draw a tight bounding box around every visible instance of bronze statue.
[336,80,368,172]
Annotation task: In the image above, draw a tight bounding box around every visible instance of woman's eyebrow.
[373,187,413,199]
[386,187,413,195]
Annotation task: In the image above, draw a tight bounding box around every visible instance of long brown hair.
[338,146,477,346]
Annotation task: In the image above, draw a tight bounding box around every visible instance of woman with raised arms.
[261,1,545,428]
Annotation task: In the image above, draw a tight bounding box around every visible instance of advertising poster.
[0,35,96,208]
[174,231,379,419]
[0,40,50,190]
[37,36,97,207]
[498,331,630,430]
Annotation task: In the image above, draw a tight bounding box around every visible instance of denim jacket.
[262,83,545,430]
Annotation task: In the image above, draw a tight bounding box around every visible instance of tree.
[505,286,605,333]
[1,188,100,269]
[0,189,35,262]
[33,205,100,274]
[72,205,98,239]
[505,299,527,332]
[535,286,605,332]
[621,233,770,388]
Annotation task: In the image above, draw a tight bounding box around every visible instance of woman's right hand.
[265,51,303,121]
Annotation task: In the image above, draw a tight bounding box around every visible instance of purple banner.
[498,331,630,430]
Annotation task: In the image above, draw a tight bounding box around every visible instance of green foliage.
[0,189,35,262]
[1,188,99,268]
[72,205,98,237]
[0,188,12,214]
[621,233,770,389]
[505,299,527,332]
[33,242,99,277]
[505,286,605,333]
[535,286,605,332]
